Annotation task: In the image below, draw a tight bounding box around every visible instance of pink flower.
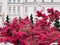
[0,8,60,45]
[47,8,54,13]
[36,10,43,17]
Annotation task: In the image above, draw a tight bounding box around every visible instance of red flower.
[36,11,43,17]
[47,8,54,13]
[0,8,60,45]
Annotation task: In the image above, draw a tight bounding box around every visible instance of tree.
[6,15,9,23]
[19,16,21,22]
[30,14,34,24]
[54,19,60,31]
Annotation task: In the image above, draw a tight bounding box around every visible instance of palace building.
[0,0,60,26]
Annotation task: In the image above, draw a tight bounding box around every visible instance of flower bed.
[0,8,60,45]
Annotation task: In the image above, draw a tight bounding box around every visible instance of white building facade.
[0,0,60,26]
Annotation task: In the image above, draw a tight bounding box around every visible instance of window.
[34,7,36,14]
[25,7,28,15]
[0,6,2,13]
[34,0,36,2]
[13,0,15,3]
[18,0,20,3]
[9,0,11,3]
[8,7,11,13]
[17,7,20,13]
[25,0,27,2]
[51,0,53,2]
[13,7,15,13]
[42,0,44,2]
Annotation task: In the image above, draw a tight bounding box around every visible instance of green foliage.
[30,14,34,24]
[54,19,60,31]
[19,16,21,22]
[6,15,9,23]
